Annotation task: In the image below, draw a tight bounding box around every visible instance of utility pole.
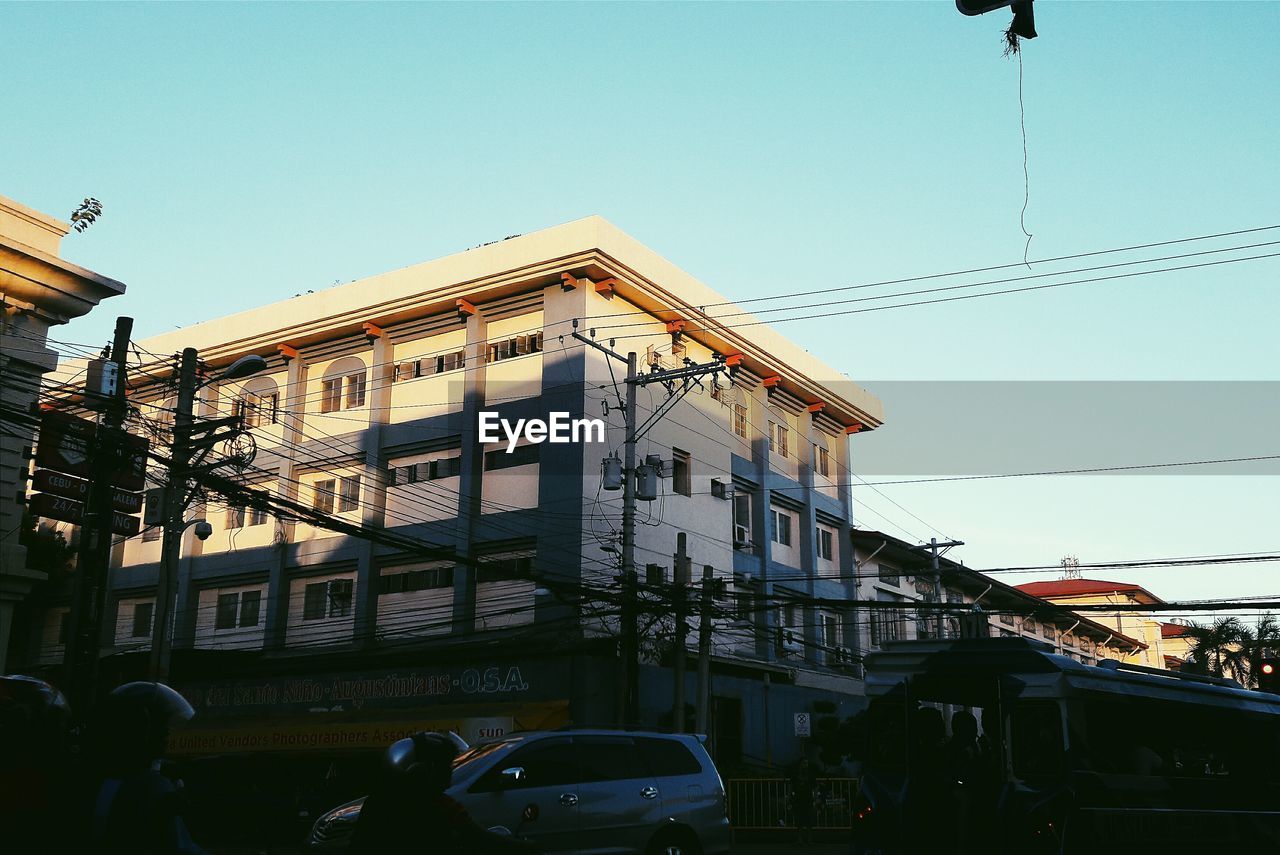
[917,537,964,637]
[672,533,689,733]
[572,322,729,726]
[619,351,640,723]
[695,564,714,735]
[149,347,198,681]
[65,316,132,710]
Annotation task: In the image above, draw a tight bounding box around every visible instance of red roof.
[1161,622,1192,638]
[1015,578,1164,604]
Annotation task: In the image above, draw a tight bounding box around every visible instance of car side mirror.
[499,766,526,787]
[522,803,539,823]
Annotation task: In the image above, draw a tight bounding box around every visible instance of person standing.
[789,756,819,846]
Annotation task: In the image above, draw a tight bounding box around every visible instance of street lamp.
[148,349,267,681]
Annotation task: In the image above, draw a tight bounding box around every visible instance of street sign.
[34,411,150,490]
[35,411,97,479]
[29,493,142,537]
[794,712,811,737]
[32,469,144,514]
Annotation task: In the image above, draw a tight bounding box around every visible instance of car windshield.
[453,737,518,772]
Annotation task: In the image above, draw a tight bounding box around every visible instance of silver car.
[309,729,730,854]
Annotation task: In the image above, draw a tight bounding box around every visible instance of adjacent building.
[1015,578,1176,670]
[851,530,1147,664]
[0,195,124,672]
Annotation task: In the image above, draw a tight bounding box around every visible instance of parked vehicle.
[849,637,1280,853]
[309,728,730,854]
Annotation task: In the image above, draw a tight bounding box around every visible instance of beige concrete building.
[31,216,886,771]
[1015,578,1175,669]
[0,194,124,672]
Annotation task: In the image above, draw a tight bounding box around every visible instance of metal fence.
[726,777,858,830]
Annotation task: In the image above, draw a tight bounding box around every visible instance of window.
[774,423,790,457]
[477,552,533,583]
[733,404,748,439]
[436,349,465,374]
[379,565,453,594]
[249,505,268,526]
[487,332,544,363]
[313,479,337,514]
[131,602,153,638]
[344,372,367,408]
[339,475,361,512]
[732,492,752,547]
[823,613,840,653]
[239,590,261,627]
[327,579,353,617]
[767,421,776,453]
[484,443,540,470]
[733,587,754,623]
[388,454,462,486]
[817,527,834,561]
[472,738,576,792]
[1001,611,1017,626]
[634,738,702,777]
[672,449,691,497]
[320,378,342,413]
[143,525,162,542]
[302,580,350,621]
[770,509,792,547]
[235,392,278,428]
[321,371,366,412]
[877,564,900,586]
[870,594,904,646]
[58,611,70,645]
[215,593,239,629]
[303,583,327,620]
[577,736,649,783]
[816,445,831,477]
[225,506,246,529]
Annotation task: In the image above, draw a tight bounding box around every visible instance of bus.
[847,638,1280,852]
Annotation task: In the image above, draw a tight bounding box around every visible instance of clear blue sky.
[4,2,1278,614]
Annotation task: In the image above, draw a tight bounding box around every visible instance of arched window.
[233,376,281,428]
[320,357,367,413]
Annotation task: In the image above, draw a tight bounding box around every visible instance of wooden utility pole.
[65,316,132,710]
[149,347,199,680]
[695,564,714,734]
[672,533,689,732]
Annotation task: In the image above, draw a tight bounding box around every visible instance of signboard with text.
[32,469,144,514]
[28,492,141,537]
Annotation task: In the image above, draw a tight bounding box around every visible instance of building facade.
[29,217,887,774]
[0,194,124,672]
[851,531,1147,664]
[1015,578,1175,669]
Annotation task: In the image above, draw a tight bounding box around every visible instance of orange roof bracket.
[762,375,782,397]
[277,344,299,363]
[845,423,864,435]
[665,320,687,335]
[807,402,825,413]
[361,322,385,340]
[723,353,744,368]
[594,278,617,296]
[560,273,579,292]
[456,298,477,317]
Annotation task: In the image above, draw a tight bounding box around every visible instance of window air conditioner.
[733,524,751,548]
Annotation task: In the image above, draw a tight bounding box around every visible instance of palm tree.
[1184,614,1280,688]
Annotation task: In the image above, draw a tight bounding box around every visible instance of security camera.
[193,521,213,541]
